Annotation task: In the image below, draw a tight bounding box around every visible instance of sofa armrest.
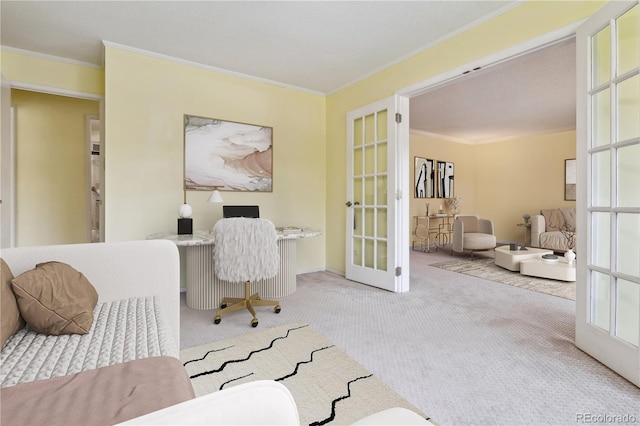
[119,380,300,425]
[530,215,545,247]
[1,240,180,346]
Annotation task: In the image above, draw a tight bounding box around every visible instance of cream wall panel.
[325,1,605,273]
[104,47,326,273]
[12,89,99,246]
[474,131,576,243]
[1,50,104,96]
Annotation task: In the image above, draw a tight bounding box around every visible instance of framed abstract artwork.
[437,161,454,198]
[414,157,435,198]
[565,158,576,201]
[184,114,273,192]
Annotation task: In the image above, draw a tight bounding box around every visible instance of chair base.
[451,247,495,260]
[214,281,281,327]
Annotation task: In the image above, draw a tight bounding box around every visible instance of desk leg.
[185,240,298,310]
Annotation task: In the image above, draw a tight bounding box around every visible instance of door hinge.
[395,113,402,123]
[395,267,402,276]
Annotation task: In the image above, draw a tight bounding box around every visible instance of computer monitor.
[222,205,260,218]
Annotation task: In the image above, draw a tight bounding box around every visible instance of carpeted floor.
[430,254,576,300]
[181,323,427,425]
[180,249,640,426]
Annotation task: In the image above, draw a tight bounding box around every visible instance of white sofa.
[530,208,576,252]
[2,241,431,425]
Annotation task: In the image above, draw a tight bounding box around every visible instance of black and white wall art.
[437,161,454,198]
[414,157,435,198]
[184,115,273,192]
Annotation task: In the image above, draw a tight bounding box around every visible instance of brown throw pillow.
[11,261,98,335]
[1,259,26,348]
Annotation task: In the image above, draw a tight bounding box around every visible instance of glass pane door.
[345,96,409,293]
[352,110,388,272]
[577,0,640,387]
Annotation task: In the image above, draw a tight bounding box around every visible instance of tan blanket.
[1,356,195,426]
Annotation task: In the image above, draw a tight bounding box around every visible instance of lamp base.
[177,218,193,235]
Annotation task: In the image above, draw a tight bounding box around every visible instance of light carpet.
[430,256,576,300]
[180,323,428,426]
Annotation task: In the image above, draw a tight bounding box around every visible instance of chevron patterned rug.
[430,257,575,300]
[180,323,428,425]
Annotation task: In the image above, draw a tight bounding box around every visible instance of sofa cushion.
[539,231,575,252]
[1,259,26,348]
[457,216,478,233]
[11,261,98,335]
[463,233,496,250]
[541,209,565,232]
[560,208,576,231]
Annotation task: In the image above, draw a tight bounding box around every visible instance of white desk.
[147,228,322,310]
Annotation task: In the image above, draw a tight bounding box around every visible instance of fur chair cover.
[213,218,280,283]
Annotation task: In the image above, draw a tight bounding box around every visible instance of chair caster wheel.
[251,319,258,328]
[214,316,221,324]
[220,303,227,309]
[274,306,281,314]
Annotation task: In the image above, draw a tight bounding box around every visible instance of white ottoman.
[494,245,553,271]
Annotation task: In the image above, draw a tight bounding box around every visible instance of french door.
[576,0,640,386]
[345,96,409,292]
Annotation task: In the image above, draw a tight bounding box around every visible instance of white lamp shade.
[207,189,224,203]
[178,203,193,218]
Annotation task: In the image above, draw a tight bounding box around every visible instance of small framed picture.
[565,159,576,201]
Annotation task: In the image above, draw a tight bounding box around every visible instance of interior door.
[575,0,640,387]
[345,96,409,292]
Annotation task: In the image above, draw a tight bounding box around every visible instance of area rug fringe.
[180,323,428,425]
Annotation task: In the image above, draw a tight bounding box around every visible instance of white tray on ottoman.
[494,246,553,271]
[520,257,576,282]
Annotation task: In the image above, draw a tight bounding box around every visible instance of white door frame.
[2,80,105,245]
[1,74,15,248]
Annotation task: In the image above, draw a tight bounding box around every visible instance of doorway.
[10,89,100,246]
[401,32,578,254]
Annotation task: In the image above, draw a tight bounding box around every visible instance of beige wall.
[12,89,99,246]
[474,131,577,242]
[103,47,326,273]
[410,130,576,245]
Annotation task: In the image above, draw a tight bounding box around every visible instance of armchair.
[452,214,496,259]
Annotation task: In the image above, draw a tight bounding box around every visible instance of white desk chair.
[212,217,281,327]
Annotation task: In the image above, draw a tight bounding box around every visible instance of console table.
[412,214,454,253]
[147,227,322,310]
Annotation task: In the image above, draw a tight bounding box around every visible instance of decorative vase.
[564,249,576,266]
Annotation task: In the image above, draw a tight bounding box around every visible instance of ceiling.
[0,1,576,143]
[410,38,576,144]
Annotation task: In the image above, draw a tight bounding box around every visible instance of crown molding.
[102,41,325,97]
